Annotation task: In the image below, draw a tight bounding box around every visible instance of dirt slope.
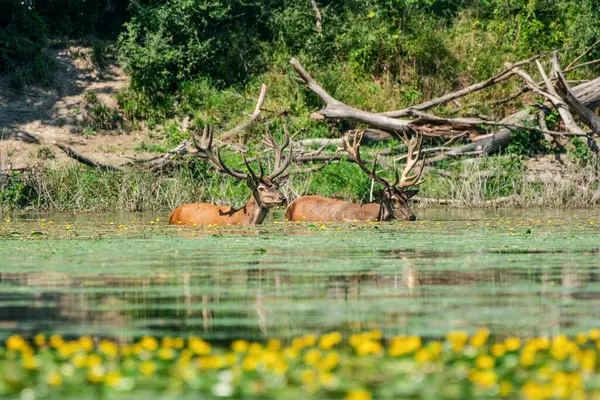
[0,45,155,171]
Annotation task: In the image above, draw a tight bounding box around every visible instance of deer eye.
[258,186,266,191]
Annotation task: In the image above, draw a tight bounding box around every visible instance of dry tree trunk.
[291,55,600,159]
[450,74,600,156]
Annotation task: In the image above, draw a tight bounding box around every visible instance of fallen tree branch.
[310,0,323,37]
[493,87,529,107]
[553,53,600,134]
[296,129,393,147]
[394,146,452,162]
[566,58,600,73]
[220,84,267,141]
[54,143,122,171]
[295,138,341,147]
[290,58,412,136]
[381,52,551,118]
[406,109,588,137]
[448,75,600,156]
[295,153,349,163]
[491,59,600,108]
[566,39,600,70]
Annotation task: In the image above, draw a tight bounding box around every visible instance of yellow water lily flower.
[47,371,63,387]
[345,389,371,400]
[139,361,156,375]
[105,371,121,387]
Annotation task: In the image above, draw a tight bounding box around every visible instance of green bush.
[0,171,36,209]
[0,4,47,71]
[569,137,595,166]
[506,127,550,156]
[118,0,269,95]
[91,39,108,69]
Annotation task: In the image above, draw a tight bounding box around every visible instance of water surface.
[0,208,598,340]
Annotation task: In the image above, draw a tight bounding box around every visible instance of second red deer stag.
[285,130,424,222]
[169,124,292,226]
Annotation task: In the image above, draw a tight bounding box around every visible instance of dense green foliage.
[2,0,599,117]
[0,0,128,86]
[116,0,600,118]
[1,0,599,211]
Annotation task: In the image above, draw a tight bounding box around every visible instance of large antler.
[343,130,396,190]
[262,122,292,180]
[191,125,249,180]
[397,131,425,188]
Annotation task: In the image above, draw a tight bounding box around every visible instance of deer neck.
[378,198,393,221]
[245,194,269,225]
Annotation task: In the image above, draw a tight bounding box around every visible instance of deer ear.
[404,190,419,199]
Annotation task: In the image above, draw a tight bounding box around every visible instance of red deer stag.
[169,124,292,226]
[285,130,424,222]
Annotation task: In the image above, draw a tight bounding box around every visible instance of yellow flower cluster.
[349,330,383,356]
[4,329,600,399]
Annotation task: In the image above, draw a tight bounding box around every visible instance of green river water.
[0,208,598,341]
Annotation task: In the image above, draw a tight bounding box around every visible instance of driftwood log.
[449,66,600,156]
[291,53,600,159]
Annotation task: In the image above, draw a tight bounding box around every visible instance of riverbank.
[1,154,598,213]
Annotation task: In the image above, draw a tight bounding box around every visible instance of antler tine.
[242,152,260,181]
[257,155,265,179]
[265,123,292,180]
[267,148,292,180]
[398,131,426,188]
[192,124,248,180]
[205,125,214,149]
[343,129,391,189]
[280,124,291,149]
[391,161,400,187]
[190,125,204,151]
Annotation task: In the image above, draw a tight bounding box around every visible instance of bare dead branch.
[295,129,392,147]
[290,58,413,135]
[514,67,586,135]
[54,143,122,171]
[565,58,600,73]
[566,39,600,70]
[381,52,552,118]
[310,0,323,37]
[296,138,341,147]
[393,146,452,163]
[221,84,268,141]
[553,53,600,134]
[406,109,587,137]
[493,87,530,107]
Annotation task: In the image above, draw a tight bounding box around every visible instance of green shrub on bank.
[113,0,600,120]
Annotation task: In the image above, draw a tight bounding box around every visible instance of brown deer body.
[170,183,279,226]
[285,195,380,222]
[285,194,413,222]
[170,124,292,226]
[286,130,424,222]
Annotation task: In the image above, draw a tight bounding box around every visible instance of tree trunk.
[450,77,600,156]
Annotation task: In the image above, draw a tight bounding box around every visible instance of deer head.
[343,129,424,221]
[191,124,292,209]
